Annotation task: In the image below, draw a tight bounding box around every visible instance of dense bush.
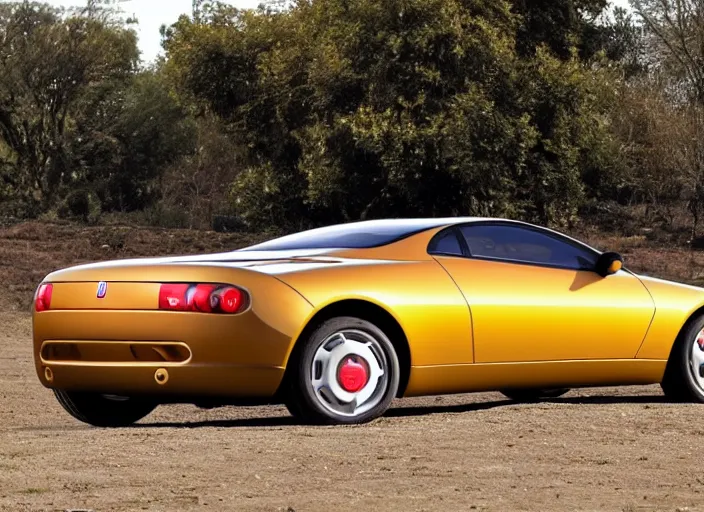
[0,2,193,218]
[163,0,623,230]
[0,0,703,241]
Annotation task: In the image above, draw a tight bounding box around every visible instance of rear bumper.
[42,362,285,398]
[33,304,311,399]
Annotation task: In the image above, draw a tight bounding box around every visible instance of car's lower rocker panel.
[404,359,668,397]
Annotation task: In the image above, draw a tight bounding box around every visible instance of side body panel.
[433,257,655,362]
[405,360,666,396]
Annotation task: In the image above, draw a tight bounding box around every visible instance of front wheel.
[53,390,158,427]
[661,315,704,403]
[285,317,400,425]
[500,388,570,402]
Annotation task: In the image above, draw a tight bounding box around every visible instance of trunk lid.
[45,248,341,283]
[41,249,342,311]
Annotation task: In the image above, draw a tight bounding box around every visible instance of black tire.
[661,314,704,403]
[500,388,570,402]
[285,317,400,425]
[53,390,158,427]
[283,391,306,420]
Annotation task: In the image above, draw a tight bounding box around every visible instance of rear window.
[241,221,437,251]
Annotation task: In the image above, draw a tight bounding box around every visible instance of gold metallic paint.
[404,360,667,396]
[44,363,285,397]
[31,222,704,402]
[635,275,704,360]
[277,259,474,367]
[33,266,314,397]
[50,282,163,310]
[433,257,655,362]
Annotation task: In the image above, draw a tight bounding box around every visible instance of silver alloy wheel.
[690,329,704,392]
[311,329,389,417]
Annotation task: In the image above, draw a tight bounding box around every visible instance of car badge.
[97,281,108,299]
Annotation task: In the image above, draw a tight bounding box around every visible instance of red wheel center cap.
[338,357,369,393]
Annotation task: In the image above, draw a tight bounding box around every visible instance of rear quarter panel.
[273,260,473,366]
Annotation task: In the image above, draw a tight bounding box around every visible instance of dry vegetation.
[583,231,704,288]
[2,220,704,312]
[0,221,266,311]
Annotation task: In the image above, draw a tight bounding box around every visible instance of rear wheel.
[661,315,704,403]
[53,390,157,427]
[501,388,570,402]
[285,317,400,425]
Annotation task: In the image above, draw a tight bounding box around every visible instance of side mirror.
[595,252,624,277]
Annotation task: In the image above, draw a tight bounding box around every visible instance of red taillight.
[158,283,247,314]
[35,284,53,312]
[192,284,217,312]
[158,283,190,311]
[212,287,243,314]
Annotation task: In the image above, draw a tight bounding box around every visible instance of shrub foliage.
[0,0,701,239]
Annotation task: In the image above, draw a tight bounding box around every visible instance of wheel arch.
[664,303,704,368]
[658,302,704,401]
[280,299,412,398]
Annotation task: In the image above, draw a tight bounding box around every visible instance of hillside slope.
[0,222,265,311]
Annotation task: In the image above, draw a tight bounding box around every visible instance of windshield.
[240,220,447,251]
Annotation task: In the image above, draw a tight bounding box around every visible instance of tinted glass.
[459,224,597,270]
[428,230,463,256]
[241,221,439,251]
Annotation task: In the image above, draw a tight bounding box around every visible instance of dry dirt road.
[1,311,702,512]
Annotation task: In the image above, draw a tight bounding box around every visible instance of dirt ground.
[3,221,704,511]
[1,311,702,512]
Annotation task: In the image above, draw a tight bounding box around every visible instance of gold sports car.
[32,218,704,426]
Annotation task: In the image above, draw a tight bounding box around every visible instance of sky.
[41,0,263,62]
[34,0,632,64]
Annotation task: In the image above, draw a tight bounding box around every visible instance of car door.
[429,222,655,363]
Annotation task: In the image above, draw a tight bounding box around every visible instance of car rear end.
[32,260,314,401]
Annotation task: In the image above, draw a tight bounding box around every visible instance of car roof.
[324,217,490,230]
[241,217,513,252]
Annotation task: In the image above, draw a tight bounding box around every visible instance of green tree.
[164,0,620,229]
[157,115,245,229]
[0,1,138,216]
[510,0,607,59]
[71,69,195,212]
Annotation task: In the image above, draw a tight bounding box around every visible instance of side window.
[459,224,598,270]
[428,229,463,256]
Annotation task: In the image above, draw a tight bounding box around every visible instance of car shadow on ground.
[141,416,299,429]
[386,394,670,419]
[133,394,670,429]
